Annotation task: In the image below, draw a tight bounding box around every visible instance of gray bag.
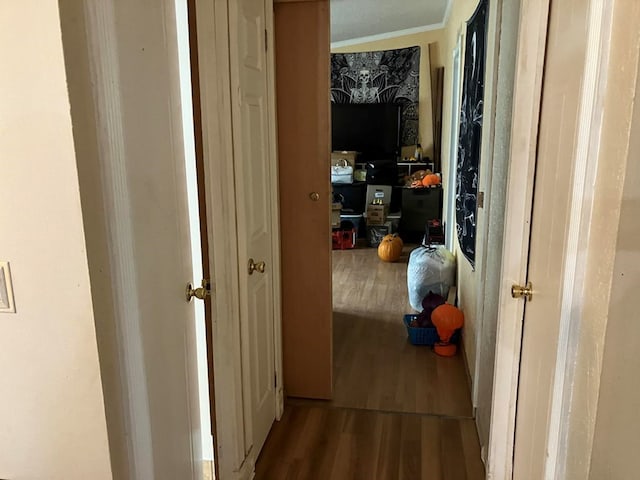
[407,246,456,311]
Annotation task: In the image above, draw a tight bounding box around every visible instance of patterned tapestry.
[456,0,488,267]
[330,46,420,146]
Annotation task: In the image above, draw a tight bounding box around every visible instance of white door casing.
[445,33,463,253]
[70,0,280,478]
[228,0,278,460]
[70,0,204,478]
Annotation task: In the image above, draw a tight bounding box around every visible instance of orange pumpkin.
[422,174,441,187]
[377,234,404,262]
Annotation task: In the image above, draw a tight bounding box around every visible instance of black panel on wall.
[330,46,420,146]
[456,0,488,268]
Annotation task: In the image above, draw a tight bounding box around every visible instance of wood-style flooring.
[330,245,472,417]
[254,404,484,480]
[254,245,484,479]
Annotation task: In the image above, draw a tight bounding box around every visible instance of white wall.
[0,1,113,479]
[437,0,482,383]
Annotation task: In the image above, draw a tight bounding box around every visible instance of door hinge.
[477,191,485,209]
[264,29,268,51]
[274,372,277,388]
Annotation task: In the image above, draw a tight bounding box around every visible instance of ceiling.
[330,0,450,44]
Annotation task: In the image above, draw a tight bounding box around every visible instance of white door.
[76,1,204,478]
[489,0,602,477]
[512,0,590,477]
[228,0,277,457]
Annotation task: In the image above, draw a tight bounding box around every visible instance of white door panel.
[228,0,277,458]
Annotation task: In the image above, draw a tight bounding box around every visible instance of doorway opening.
[327,1,477,421]
[175,0,216,478]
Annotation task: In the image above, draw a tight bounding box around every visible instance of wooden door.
[228,0,278,456]
[513,0,590,477]
[274,0,332,399]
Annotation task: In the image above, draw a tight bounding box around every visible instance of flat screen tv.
[331,103,401,161]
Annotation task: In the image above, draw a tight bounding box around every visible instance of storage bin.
[403,314,460,346]
[340,214,364,238]
[399,186,443,241]
[332,183,367,214]
[366,222,393,247]
[332,220,357,250]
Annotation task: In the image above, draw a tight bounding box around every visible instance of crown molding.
[331,23,443,49]
[330,0,452,50]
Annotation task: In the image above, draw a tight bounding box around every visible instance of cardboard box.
[366,204,389,225]
[331,202,342,228]
[331,150,358,168]
[365,185,392,207]
[364,184,392,225]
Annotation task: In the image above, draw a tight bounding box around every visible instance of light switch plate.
[0,261,16,313]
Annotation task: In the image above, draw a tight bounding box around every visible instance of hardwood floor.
[329,245,472,417]
[254,404,485,480]
[254,245,484,479]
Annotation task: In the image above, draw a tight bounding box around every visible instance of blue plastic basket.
[403,314,460,346]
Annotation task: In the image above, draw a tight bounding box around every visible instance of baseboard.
[459,332,474,400]
[448,285,473,393]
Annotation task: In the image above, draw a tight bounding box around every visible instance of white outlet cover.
[0,261,16,313]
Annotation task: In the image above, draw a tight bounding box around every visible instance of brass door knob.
[248,258,266,275]
[309,192,320,201]
[186,279,211,302]
[511,282,533,301]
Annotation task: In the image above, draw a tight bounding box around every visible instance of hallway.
[255,246,484,479]
[254,404,484,479]
[331,246,472,416]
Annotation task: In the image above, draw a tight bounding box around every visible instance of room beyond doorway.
[329,246,472,417]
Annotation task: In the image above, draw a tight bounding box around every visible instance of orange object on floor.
[432,304,465,357]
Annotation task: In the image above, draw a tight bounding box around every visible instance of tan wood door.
[228,0,278,457]
[274,0,333,400]
[513,0,590,477]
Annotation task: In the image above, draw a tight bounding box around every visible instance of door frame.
[65,0,209,477]
[487,0,616,478]
[444,33,463,253]
[194,0,283,478]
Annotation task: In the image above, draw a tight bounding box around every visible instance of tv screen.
[331,103,401,161]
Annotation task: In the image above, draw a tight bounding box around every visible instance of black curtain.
[456,0,488,267]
